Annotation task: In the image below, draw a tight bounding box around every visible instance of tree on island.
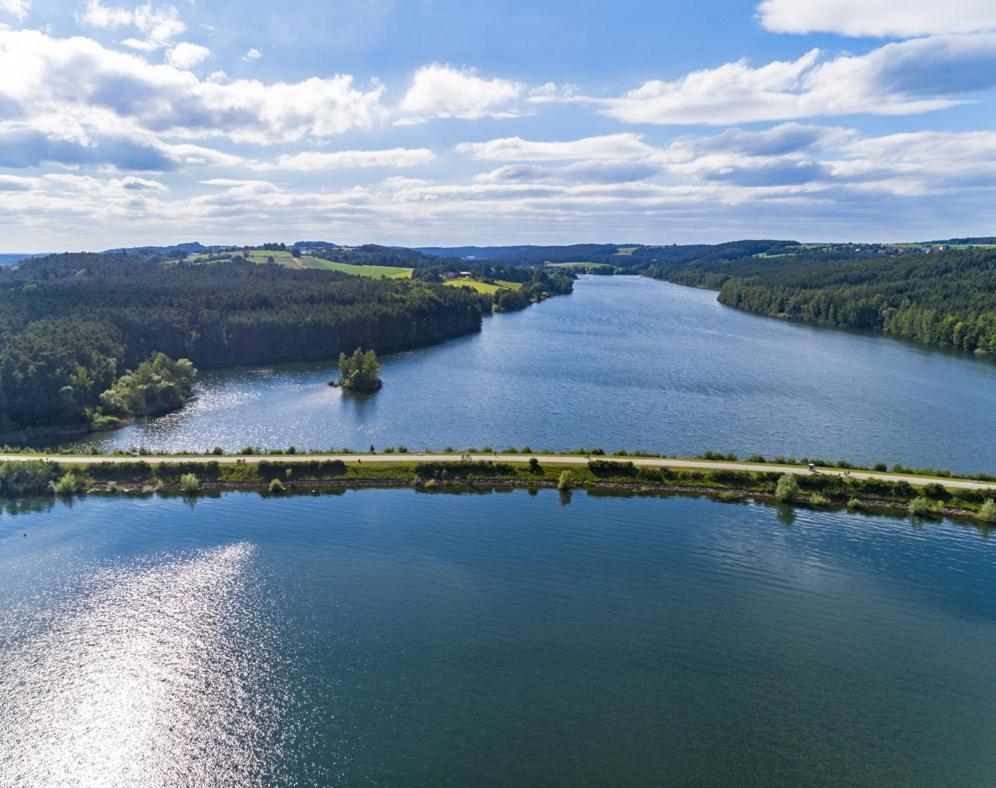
[337,348,382,392]
[99,353,197,418]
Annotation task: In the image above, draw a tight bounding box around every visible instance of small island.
[331,348,383,393]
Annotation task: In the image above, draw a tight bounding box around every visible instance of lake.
[2,490,995,785]
[77,275,996,474]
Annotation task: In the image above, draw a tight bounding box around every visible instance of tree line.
[642,247,996,354]
[0,254,488,432]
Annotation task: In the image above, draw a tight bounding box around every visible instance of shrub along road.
[1,453,994,491]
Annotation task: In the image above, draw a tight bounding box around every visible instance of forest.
[0,254,489,433]
[641,248,996,353]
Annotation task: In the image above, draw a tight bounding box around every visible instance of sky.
[1,0,996,250]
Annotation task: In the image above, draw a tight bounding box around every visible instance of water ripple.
[0,542,304,787]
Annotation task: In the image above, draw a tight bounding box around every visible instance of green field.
[308,258,413,278]
[187,249,412,277]
[442,278,522,294]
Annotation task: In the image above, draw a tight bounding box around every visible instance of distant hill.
[930,237,996,245]
[102,242,215,256]
[0,253,44,267]
[293,240,339,249]
[416,244,637,266]
[417,246,550,260]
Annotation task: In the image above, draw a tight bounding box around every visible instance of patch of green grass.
[245,250,296,265]
[308,258,413,279]
[442,278,520,294]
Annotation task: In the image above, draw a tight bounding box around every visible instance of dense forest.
[642,248,996,353]
[0,254,489,432]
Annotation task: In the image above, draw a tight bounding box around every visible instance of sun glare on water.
[0,542,299,786]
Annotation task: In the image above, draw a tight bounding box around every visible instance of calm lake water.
[1,491,995,785]
[77,276,996,474]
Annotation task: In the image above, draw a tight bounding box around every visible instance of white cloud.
[758,0,996,37]
[399,64,523,123]
[0,0,28,20]
[452,124,996,199]
[7,126,996,249]
[242,47,262,62]
[115,175,167,191]
[78,0,186,48]
[0,173,34,191]
[456,133,656,162]
[0,28,385,146]
[252,148,436,172]
[166,41,209,69]
[600,35,996,125]
[475,161,661,185]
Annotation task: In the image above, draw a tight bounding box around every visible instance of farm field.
[308,258,413,278]
[442,278,523,294]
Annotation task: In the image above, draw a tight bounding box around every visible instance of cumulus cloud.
[598,35,996,125]
[251,148,436,172]
[758,0,996,38]
[454,124,996,201]
[115,175,166,191]
[0,124,240,171]
[242,47,262,62]
[0,28,385,146]
[166,42,210,70]
[0,173,33,191]
[456,133,656,161]
[7,126,996,249]
[476,161,661,184]
[399,64,523,123]
[78,0,186,49]
[0,0,29,20]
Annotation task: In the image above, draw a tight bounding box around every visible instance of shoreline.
[1,454,993,526]
[3,451,993,490]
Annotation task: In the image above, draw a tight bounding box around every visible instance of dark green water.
[2,491,995,785]
[77,276,996,474]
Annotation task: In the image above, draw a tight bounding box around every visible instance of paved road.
[2,453,994,491]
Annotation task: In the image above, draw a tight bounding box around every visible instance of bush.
[846,497,862,510]
[179,473,200,493]
[908,496,935,516]
[979,499,996,524]
[775,474,799,502]
[414,462,516,480]
[0,461,56,496]
[588,460,637,477]
[810,493,831,506]
[269,478,286,494]
[923,483,950,501]
[873,463,888,472]
[557,471,575,491]
[52,471,85,496]
[528,457,541,474]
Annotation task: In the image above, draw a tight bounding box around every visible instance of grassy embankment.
[2,451,994,526]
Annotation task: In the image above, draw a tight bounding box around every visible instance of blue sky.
[2,0,996,250]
